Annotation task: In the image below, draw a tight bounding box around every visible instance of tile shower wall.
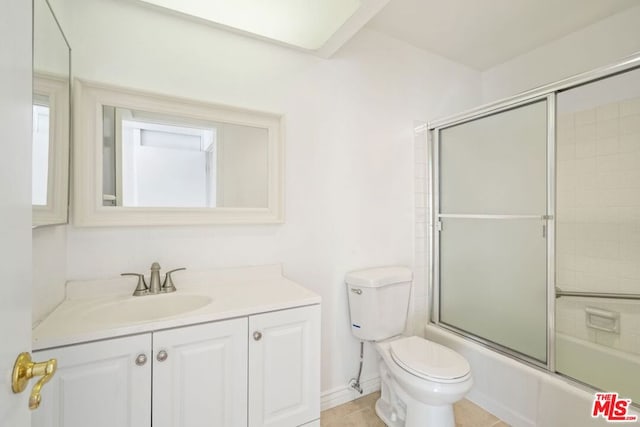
[556,95,640,356]
[410,124,429,336]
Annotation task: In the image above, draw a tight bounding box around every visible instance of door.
[153,318,248,427]
[248,305,321,427]
[436,99,550,363]
[555,65,640,404]
[32,335,152,427]
[0,0,34,426]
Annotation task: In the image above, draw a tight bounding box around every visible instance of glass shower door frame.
[427,51,640,376]
[430,94,556,369]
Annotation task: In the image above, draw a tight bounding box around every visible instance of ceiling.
[132,0,390,57]
[136,0,361,50]
[366,0,639,70]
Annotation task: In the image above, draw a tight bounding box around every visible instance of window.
[32,99,50,206]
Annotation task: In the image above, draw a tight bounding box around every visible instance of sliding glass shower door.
[430,55,640,403]
[555,66,640,402]
[436,100,550,363]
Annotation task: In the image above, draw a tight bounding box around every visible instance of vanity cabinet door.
[32,334,152,427]
[152,318,248,427]
[248,304,321,427]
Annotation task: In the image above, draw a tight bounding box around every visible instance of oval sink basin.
[82,294,212,324]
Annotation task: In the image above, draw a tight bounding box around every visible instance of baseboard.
[320,376,381,411]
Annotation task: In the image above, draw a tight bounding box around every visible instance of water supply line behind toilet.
[349,341,364,394]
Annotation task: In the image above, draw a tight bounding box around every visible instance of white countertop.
[33,264,321,351]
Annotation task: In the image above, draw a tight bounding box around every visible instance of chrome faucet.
[122,262,186,296]
[149,262,162,294]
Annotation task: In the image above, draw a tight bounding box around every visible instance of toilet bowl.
[345,266,473,426]
[374,336,473,427]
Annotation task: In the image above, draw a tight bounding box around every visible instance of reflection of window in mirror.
[121,120,217,208]
[74,80,283,226]
[103,107,268,209]
[32,74,69,226]
[32,96,51,206]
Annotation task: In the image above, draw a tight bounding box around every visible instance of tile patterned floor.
[320,392,509,427]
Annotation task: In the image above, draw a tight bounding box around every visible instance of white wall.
[48,0,481,399]
[482,4,640,103]
[33,226,67,324]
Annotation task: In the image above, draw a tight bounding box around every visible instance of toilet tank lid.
[345,266,412,288]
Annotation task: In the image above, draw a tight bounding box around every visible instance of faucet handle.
[162,268,186,293]
[122,273,148,296]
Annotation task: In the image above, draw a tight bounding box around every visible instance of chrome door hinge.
[436,221,442,231]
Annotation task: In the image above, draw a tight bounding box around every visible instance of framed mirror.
[33,0,71,226]
[74,80,284,226]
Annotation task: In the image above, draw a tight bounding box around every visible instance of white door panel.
[0,0,33,425]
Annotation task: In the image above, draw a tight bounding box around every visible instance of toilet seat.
[390,336,470,383]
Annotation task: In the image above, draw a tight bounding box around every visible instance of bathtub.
[425,325,640,427]
[556,332,640,404]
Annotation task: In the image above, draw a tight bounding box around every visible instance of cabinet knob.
[253,331,262,341]
[157,350,168,362]
[135,354,147,366]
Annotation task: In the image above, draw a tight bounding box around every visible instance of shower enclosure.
[428,55,640,404]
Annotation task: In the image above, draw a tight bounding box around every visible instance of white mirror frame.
[73,79,284,226]
[33,73,70,227]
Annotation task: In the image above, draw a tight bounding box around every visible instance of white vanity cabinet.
[32,304,320,427]
[248,305,321,427]
[31,334,152,427]
[153,317,249,427]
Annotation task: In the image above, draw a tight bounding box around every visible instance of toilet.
[346,266,473,427]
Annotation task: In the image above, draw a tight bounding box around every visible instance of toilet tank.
[346,266,412,341]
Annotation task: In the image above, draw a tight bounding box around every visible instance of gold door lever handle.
[12,352,57,410]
